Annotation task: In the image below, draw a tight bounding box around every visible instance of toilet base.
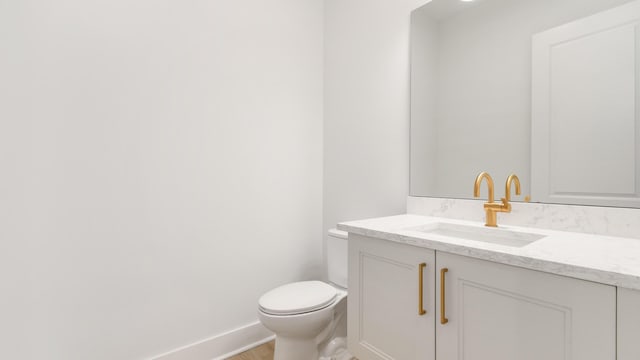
[273,336,318,360]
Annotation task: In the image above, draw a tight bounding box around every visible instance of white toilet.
[257,229,350,360]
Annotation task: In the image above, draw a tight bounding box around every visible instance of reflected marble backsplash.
[407,197,640,239]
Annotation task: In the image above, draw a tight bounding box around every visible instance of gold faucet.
[473,172,522,227]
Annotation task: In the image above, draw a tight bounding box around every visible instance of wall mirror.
[410,0,640,207]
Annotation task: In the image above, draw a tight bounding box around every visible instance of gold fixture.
[473,172,502,227]
[419,263,427,315]
[440,268,448,325]
[504,174,521,202]
[473,172,523,227]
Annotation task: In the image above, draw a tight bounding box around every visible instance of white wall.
[323,0,428,256]
[0,1,323,359]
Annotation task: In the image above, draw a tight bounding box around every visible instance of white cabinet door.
[348,234,435,360]
[435,252,616,360]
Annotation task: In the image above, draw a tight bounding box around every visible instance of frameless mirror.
[410,0,640,207]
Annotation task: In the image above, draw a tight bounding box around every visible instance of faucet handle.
[500,197,512,211]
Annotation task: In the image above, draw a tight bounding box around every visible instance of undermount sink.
[410,222,546,247]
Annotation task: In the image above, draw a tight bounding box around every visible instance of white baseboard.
[151,321,274,360]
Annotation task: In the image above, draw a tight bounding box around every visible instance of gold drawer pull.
[440,268,449,324]
[419,263,427,315]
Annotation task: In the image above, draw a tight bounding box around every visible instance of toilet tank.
[327,229,348,289]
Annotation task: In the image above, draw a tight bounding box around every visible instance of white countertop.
[338,214,640,290]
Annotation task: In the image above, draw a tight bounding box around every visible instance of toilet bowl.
[257,229,350,360]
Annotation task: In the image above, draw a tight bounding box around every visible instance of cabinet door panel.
[348,234,435,360]
[436,252,615,360]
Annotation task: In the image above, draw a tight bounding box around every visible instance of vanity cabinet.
[347,234,435,360]
[436,252,615,360]
[349,234,617,360]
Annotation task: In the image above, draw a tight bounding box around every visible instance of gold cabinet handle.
[418,263,427,315]
[440,268,449,324]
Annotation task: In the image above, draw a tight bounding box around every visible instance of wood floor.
[227,341,275,360]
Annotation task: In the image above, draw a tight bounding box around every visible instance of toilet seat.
[258,281,337,316]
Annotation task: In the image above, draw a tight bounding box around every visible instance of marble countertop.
[337,214,640,290]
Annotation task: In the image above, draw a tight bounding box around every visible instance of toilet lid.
[259,281,337,316]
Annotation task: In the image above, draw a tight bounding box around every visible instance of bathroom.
[1,0,639,359]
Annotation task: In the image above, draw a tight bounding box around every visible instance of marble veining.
[338,214,640,290]
[407,196,640,239]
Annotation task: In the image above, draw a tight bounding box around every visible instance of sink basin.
[410,222,546,247]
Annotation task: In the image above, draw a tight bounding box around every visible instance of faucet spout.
[473,172,495,203]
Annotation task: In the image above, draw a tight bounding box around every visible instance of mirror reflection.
[410,0,638,207]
